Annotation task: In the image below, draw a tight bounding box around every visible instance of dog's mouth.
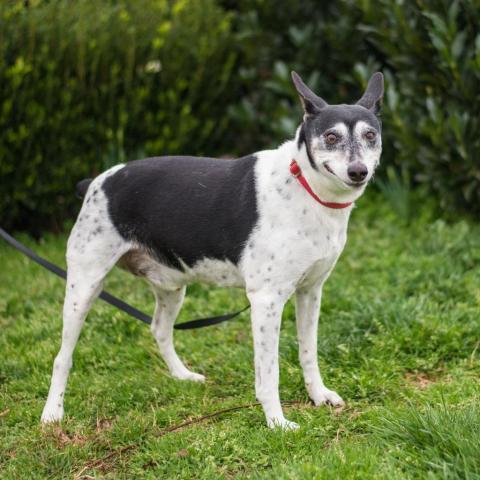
[323,163,335,176]
[345,180,367,188]
[323,163,367,188]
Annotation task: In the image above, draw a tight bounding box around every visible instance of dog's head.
[292,71,384,194]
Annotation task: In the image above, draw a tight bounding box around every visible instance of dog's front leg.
[296,284,344,407]
[248,291,299,430]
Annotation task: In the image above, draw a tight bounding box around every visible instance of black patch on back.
[102,155,258,270]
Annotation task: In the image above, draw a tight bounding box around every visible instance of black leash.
[174,305,250,330]
[0,227,249,329]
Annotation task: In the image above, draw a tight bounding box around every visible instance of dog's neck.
[273,127,366,206]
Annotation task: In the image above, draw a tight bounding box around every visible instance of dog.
[41,71,383,429]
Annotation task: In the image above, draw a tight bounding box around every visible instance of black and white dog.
[41,71,383,429]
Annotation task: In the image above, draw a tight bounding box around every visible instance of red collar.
[289,160,353,209]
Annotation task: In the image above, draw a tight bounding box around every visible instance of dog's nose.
[347,163,368,182]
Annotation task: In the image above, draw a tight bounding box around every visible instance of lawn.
[1,194,479,479]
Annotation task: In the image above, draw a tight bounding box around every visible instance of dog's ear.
[291,71,327,115]
[356,72,384,115]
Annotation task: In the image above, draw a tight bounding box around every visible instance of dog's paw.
[311,387,345,407]
[41,405,64,424]
[267,417,300,431]
[172,370,206,382]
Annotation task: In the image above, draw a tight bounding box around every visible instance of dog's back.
[101,155,258,269]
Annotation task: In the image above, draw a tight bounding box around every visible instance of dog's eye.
[365,131,376,141]
[325,133,338,145]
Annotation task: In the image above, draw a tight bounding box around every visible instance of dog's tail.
[76,178,93,199]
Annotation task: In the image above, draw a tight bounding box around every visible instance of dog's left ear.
[356,72,384,115]
[291,71,328,115]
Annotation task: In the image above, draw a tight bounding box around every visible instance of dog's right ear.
[291,71,327,115]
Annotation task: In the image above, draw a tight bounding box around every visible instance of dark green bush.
[0,0,238,231]
[225,0,480,216]
[223,1,369,150]
[1,0,479,232]
[359,0,480,215]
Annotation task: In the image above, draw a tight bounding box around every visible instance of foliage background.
[1,0,479,230]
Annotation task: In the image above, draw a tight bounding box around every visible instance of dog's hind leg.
[296,283,344,407]
[41,217,129,422]
[150,285,205,382]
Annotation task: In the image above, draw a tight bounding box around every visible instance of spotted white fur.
[41,72,383,429]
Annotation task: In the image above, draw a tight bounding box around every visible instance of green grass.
[1,195,480,479]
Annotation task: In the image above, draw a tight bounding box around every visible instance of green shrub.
[0,0,237,231]
[225,0,480,216]
[224,1,369,151]
[2,0,479,232]
[357,0,480,216]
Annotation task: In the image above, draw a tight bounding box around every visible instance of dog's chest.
[243,155,351,291]
[263,174,348,253]
[263,206,347,267]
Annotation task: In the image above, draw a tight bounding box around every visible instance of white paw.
[41,404,64,423]
[172,370,206,382]
[267,417,300,430]
[311,387,345,407]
